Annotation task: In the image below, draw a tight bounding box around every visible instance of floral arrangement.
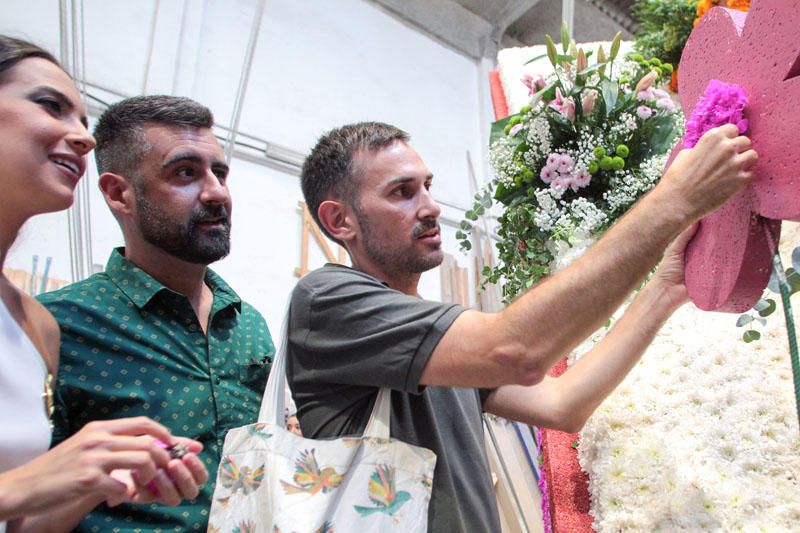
[460,28,683,301]
[576,275,800,531]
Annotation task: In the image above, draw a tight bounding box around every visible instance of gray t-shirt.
[287,264,501,532]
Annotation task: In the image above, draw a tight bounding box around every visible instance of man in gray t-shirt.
[289,122,756,531]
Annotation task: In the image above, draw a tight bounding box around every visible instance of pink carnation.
[636,105,653,120]
[684,79,749,149]
[547,153,560,166]
[509,123,523,137]
[572,169,591,189]
[540,166,558,184]
[557,154,574,173]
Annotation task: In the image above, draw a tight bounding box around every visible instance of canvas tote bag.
[208,307,437,533]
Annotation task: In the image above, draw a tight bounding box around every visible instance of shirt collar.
[106,247,241,311]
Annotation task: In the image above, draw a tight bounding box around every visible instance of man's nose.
[200,171,230,205]
[419,187,441,220]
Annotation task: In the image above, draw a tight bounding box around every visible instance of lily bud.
[635,70,659,94]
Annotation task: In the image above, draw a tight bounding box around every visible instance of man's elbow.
[488,343,548,387]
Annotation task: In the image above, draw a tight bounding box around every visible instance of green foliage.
[737,245,800,343]
[632,0,696,67]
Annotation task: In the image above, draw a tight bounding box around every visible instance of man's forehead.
[355,141,431,184]
[143,124,224,161]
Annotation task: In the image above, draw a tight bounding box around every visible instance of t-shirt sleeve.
[289,267,464,394]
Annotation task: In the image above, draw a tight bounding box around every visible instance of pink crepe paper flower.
[549,88,575,122]
[684,79,749,149]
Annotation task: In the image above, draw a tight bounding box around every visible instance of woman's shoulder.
[0,282,60,373]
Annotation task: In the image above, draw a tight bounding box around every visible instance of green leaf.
[490,116,512,145]
[560,23,570,53]
[755,298,777,317]
[743,330,761,343]
[576,62,608,78]
[531,80,558,103]
[787,268,800,293]
[461,241,472,251]
[767,266,780,293]
[545,35,558,66]
[475,205,486,216]
[465,210,478,221]
[460,220,472,231]
[600,79,619,116]
[523,53,548,65]
[571,440,579,449]
[455,230,466,240]
[736,314,753,327]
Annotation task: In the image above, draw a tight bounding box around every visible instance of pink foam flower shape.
[684,79,748,148]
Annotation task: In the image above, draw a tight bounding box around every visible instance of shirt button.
[215,376,222,385]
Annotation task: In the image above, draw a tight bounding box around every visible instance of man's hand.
[649,223,698,312]
[659,124,757,223]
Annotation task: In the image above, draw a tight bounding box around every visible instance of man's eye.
[393,186,408,197]
[37,98,62,114]
[176,167,195,178]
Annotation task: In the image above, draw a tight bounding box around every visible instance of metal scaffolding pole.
[224,0,267,164]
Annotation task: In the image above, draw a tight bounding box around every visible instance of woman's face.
[0,57,95,217]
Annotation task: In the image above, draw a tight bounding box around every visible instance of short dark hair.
[0,35,62,85]
[301,122,409,244]
[93,95,214,179]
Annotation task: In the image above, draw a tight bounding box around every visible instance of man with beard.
[290,122,757,531]
[37,95,274,532]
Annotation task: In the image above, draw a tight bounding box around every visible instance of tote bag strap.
[258,299,393,439]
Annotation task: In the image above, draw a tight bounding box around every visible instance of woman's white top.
[0,297,52,532]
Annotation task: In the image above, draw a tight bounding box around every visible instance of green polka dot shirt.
[38,248,274,532]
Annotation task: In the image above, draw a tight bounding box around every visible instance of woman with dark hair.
[0,36,208,532]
